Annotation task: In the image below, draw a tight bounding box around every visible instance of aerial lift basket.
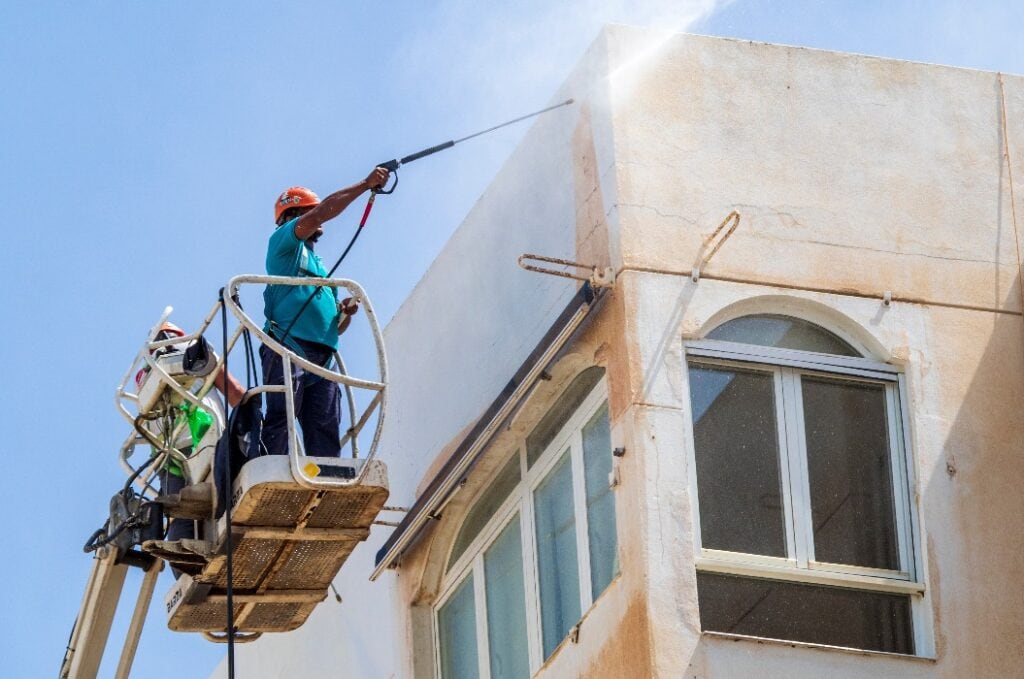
[112,274,390,640]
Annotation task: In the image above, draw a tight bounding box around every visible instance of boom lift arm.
[60,549,162,679]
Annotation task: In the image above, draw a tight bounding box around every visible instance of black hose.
[82,511,148,554]
[61,618,77,677]
[121,467,147,500]
[219,288,236,677]
[243,329,258,389]
[82,445,165,555]
[234,295,259,391]
[275,219,366,348]
[82,525,109,553]
[121,448,160,499]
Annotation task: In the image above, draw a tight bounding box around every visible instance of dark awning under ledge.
[371,282,608,580]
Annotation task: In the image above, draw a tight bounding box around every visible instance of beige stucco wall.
[602,26,1024,679]
[606,27,1024,316]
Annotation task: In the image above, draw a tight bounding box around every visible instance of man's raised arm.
[293,167,390,240]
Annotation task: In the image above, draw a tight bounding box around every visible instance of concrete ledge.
[702,630,937,662]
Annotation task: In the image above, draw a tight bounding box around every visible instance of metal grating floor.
[267,540,354,590]
[234,486,311,527]
[307,490,379,528]
[242,602,308,632]
[169,601,243,633]
[197,537,281,590]
[166,457,388,636]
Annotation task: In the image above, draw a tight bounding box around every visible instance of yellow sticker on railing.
[304,462,321,478]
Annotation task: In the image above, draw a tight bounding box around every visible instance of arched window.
[435,368,618,678]
[685,313,924,655]
[706,313,860,356]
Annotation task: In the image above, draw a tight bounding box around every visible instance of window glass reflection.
[689,364,787,557]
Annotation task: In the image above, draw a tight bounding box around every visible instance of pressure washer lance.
[274,98,575,348]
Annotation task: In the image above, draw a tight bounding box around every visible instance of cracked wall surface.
[606,27,1024,316]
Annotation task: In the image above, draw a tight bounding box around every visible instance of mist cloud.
[396,1,732,121]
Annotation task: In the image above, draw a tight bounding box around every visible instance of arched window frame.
[683,313,931,656]
[432,373,616,677]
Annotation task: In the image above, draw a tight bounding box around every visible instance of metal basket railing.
[114,275,388,495]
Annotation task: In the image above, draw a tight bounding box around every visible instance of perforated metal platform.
[165,455,388,634]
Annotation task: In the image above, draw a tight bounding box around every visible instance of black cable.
[61,617,78,676]
[82,516,141,553]
[83,524,110,553]
[275,217,367,348]
[82,417,172,554]
[82,453,158,552]
[243,332,252,388]
[138,470,160,500]
[121,447,161,500]
[219,288,236,677]
[234,295,259,390]
[82,507,151,553]
[243,329,258,389]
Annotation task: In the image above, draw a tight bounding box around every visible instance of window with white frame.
[684,314,925,655]
[435,368,618,679]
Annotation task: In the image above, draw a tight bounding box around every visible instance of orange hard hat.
[154,322,186,343]
[136,322,188,386]
[275,186,320,224]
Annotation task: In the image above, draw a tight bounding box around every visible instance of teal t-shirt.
[263,219,339,350]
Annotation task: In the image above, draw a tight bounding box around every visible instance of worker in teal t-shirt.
[260,166,389,457]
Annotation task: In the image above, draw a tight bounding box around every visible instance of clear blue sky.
[1,2,1021,677]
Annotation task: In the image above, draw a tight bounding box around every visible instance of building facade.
[217,26,1024,678]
